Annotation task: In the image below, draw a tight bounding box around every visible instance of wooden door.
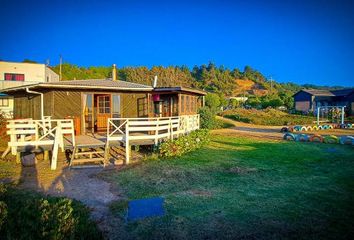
[96,95,111,130]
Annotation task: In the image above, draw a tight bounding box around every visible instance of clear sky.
[0,0,353,86]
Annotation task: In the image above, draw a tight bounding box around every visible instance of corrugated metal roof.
[43,79,152,89]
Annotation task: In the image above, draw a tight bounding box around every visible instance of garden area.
[0,109,354,239]
[98,131,354,239]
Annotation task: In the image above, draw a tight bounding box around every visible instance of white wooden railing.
[107,114,200,143]
[6,118,75,170]
[107,114,200,163]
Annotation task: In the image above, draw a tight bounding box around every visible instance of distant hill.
[50,62,349,98]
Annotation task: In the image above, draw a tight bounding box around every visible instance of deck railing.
[107,114,200,163]
[107,114,200,144]
[6,118,75,170]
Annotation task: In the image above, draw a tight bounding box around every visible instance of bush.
[159,129,210,158]
[198,107,217,129]
[0,184,102,239]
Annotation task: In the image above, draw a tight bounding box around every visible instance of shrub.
[0,184,102,239]
[159,129,210,158]
[198,107,217,129]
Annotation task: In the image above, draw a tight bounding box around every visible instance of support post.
[125,121,130,164]
[317,107,320,125]
[51,127,60,170]
[44,150,49,161]
[341,106,345,124]
[16,152,21,164]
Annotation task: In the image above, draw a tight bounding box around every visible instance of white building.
[0,61,59,118]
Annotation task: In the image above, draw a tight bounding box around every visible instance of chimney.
[112,64,117,81]
[153,75,158,88]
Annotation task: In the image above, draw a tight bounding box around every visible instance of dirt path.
[215,116,354,140]
[4,151,122,236]
[215,116,284,141]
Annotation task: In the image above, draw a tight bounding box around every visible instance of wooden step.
[71,158,104,163]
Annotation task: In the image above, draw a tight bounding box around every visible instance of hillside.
[46,61,349,100]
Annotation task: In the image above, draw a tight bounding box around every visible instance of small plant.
[0,184,103,239]
[159,129,210,158]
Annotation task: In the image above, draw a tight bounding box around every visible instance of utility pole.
[269,76,273,93]
[59,55,62,81]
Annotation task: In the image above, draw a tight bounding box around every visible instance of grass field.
[221,108,316,126]
[101,132,354,239]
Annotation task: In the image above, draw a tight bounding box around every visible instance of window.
[4,73,25,81]
[181,95,185,113]
[0,98,9,107]
[98,96,110,114]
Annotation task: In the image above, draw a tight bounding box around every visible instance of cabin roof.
[300,89,335,96]
[153,87,206,95]
[294,88,354,97]
[1,79,154,92]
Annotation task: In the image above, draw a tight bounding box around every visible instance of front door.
[96,95,111,131]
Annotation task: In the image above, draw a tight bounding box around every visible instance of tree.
[205,93,220,110]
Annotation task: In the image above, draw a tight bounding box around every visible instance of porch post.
[125,120,130,164]
[341,106,345,124]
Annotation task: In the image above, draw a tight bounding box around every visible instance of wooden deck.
[5,115,200,170]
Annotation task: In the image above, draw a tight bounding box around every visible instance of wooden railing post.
[125,120,130,164]
[155,118,159,145]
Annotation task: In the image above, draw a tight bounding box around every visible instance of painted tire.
[306,126,313,131]
[323,135,339,144]
[339,136,354,145]
[340,124,347,129]
[346,123,352,129]
[328,125,333,129]
[318,125,323,130]
[287,127,294,132]
[333,124,340,129]
[280,127,289,133]
[283,133,296,141]
[309,134,323,143]
[300,126,308,131]
[296,134,309,142]
[312,126,319,131]
[293,126,302,132]
[322,125,330,130]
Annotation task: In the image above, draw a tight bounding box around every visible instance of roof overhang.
[153,87,206,95]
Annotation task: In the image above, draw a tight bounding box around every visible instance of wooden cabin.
[1,79,206,135]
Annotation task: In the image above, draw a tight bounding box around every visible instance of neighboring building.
[0,61,59,118]
[228,96,248,102]
[1,79,205,135]
[293,89,354,115]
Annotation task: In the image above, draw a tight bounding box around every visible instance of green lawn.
[102,133,354,239]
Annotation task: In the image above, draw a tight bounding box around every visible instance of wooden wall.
[121,93,149,118]
[52,90,81,119]
[13,91,52,119]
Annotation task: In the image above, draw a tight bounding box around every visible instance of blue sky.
[0,0,353,86]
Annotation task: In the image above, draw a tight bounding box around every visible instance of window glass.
[0,98,9,107]
[4,73,25,81]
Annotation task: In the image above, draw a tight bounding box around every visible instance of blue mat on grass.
[127,197,165,221]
